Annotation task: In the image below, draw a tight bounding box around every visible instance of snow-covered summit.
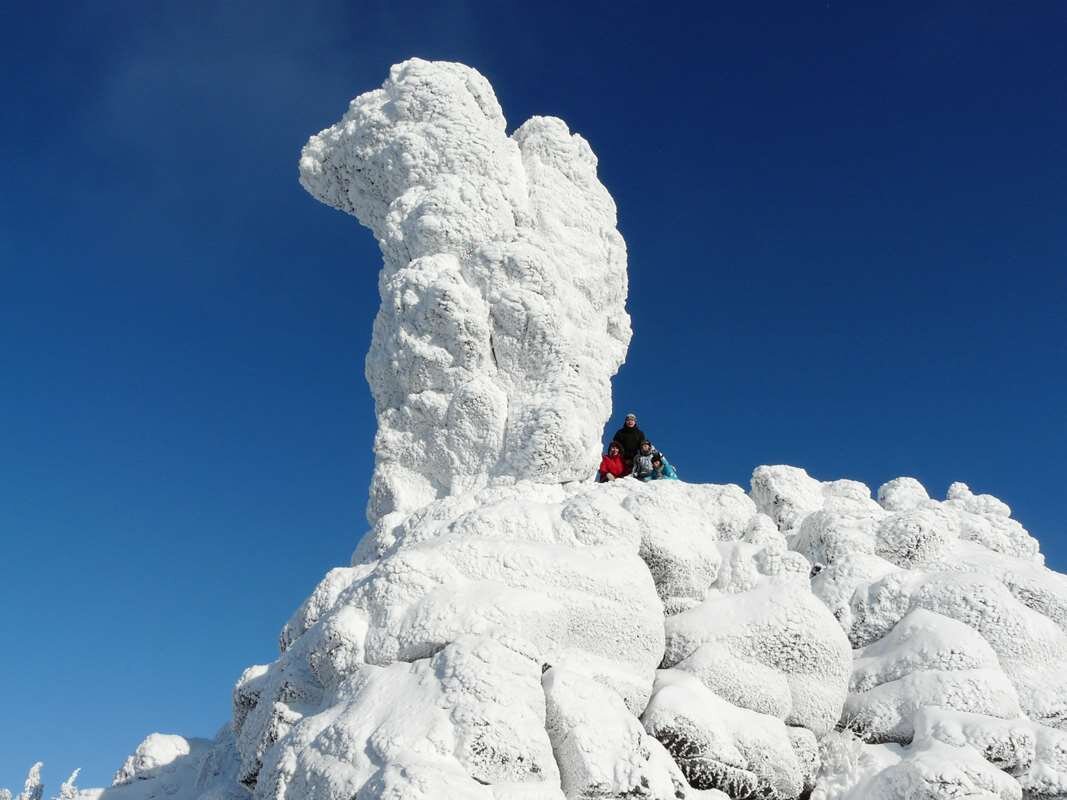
[66,465,1066,800]
[19,59,1066,800]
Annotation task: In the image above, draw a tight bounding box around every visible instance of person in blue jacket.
[650,453,679,480]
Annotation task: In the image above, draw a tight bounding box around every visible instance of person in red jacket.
[597,441,627,482]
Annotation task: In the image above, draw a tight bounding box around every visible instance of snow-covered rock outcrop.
[754,465,1067,799]
[228,476,845,799]
[299,58,630,525]
[61,59,1067,800]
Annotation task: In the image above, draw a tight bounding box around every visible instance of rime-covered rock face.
[299,58,630,525]
[99,465,1067,800]
[753,466,1067,799]
[228,477,830,799]
[85,61,1067,800]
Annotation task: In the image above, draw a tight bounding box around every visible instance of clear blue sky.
[2,0,1065,790]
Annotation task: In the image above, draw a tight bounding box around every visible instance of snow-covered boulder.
[947,481,1012,518]
[112,735,212,786]
[662,578,852,737]
[750,465,827,536]
[872,506,959,568]
[231,481,662,796]
[542,665,691,798]
[299,57,630,524]
[875,477,929,512]
[642,669,806,799]
[230,471,839,799]
[812,708,1067,800]
[257,636,563,799]
[606,479,766,612]
[763,468,1067,799]
[851,567,1067,723]
[68,730,243,800]
[848,609,1002,695]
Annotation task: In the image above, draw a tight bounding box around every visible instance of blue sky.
[2,0,1065,789]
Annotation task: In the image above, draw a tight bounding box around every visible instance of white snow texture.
[299,58,631,526]
[49,59,1067,800]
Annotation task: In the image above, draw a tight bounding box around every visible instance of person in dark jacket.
[597,441,627,482]
[611,413,646,472]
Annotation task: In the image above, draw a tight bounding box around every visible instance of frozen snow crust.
[61,60,1067,800]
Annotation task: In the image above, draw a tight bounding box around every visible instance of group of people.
[597,412,679,482]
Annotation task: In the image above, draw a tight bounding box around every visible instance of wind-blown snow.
[38,59,1067,800]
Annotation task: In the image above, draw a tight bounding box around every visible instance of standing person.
[597,442,627,482]
[611,412,646,473]
[650,453,679,480]
[631,440,660,481]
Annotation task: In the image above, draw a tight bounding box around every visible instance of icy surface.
[61,60,1067,800]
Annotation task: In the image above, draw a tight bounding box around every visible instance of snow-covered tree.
[16,764,42,800]
[52,770,79,800]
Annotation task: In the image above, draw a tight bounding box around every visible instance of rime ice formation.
[299,58,631,525]
[50,60,1067,800]
[229,478,842,799]
[754,466,1067,799]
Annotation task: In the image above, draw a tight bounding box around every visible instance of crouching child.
[651,453,679,480]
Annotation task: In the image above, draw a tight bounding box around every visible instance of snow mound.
[63,61,1067,800]
[299,57,630,525]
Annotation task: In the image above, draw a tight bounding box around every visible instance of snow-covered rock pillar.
[299,59,631,524]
